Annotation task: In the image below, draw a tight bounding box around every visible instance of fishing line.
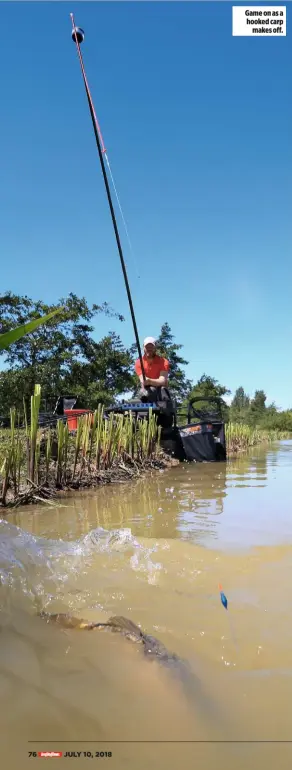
[70,14,141,281]
[104,154,141,279]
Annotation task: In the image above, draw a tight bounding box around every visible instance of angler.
[135,336,170,403]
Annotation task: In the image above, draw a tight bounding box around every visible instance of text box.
[232,6,286,36]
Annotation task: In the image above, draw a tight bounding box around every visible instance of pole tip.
[71,26,85,44]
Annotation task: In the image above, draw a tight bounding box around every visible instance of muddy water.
[1,441,292,769]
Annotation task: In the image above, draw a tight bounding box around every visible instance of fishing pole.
[70,15,146,382]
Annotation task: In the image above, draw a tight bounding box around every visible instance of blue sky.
[0,2,291,408]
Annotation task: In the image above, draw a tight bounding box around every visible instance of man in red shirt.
[135,337,170,402]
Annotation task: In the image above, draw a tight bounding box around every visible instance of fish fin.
[106,616,143,636]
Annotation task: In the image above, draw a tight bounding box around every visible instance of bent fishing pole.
[70,15,146,383]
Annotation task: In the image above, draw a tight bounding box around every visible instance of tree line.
[0,291,291,431]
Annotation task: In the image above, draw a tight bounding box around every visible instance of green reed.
[29,384,41,483]
[45,428,52,483]
[1,408,24,504]
[56,419,64,485]
[89,407,100,464]
[134,410,159,462]
[35,429,41,486]
[73,415,83,480]
[1,408,15,504]
[23,397,30,478]
[78,414,92,480]
[63,422,69,483]
[56,419,69,485]
[226,422,287,453]
[126,412,134,459]
[82,414,91,459]
[102,414,113,469]
[94,404,104,470]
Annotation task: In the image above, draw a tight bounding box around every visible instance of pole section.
[70,17,146,382]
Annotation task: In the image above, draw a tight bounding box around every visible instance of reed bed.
[0,385,289,508]
[0,386,164,507]
[226,422,289,454]
[0,408,24,504]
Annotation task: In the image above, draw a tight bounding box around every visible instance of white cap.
[143,336,156,347]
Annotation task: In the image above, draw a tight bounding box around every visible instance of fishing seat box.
[178,422,217,462]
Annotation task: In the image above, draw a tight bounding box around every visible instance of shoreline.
[0,451,179,511]
[1,422,289,512]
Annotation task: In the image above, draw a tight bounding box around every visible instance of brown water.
[1,441,292,769]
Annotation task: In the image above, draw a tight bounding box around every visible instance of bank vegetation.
[0,385,289,510]
[226,422,289,455]
[0,385,169,509]
[0,292,291,509]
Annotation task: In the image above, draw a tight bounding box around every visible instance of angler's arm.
[144,371,169,387]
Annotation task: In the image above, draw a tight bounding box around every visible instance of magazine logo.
[38,752,63,758]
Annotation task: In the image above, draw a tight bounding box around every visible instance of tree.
[188,374,230,400]
[63,332,136,408]
[250,390,266,412]
[231,386,250,411]
[155,322,193,401]
[181,374,230,421]
[230,386,250,423]
[0,292,134,415]
[248,389,267,425]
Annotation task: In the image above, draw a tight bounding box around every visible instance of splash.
[130,550,163,585]
[0,520,161,610]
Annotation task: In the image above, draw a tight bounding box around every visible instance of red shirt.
[135,355,170,380]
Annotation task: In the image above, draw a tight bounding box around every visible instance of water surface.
[1,441,292,769]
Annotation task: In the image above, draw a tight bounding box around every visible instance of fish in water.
[38,612,204,701]
[38,611,230,735]
[38,612,180,664]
